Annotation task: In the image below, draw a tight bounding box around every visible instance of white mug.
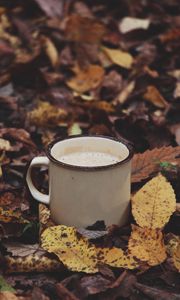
[26,135,133,228]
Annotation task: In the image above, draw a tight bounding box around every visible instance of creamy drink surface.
[59,151,120,167]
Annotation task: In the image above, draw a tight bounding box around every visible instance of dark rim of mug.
[46,135,134,171]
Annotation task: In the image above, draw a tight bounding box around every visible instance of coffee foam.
[58,151,121,167]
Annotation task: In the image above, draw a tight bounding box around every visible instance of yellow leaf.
[42,36,59,67]
[132,174,176,229]
[5,254,62,273]
[0,207,28,223]
[67,64,104,93]
[173,241,180,272]
[0,138,11,151]
[166,235,180,272]
[97,247,138,269]
[128,225,167,266]
[143,86,169,108]
[28,101,68,128]
[41,225,98,273]
[102,47,134,69]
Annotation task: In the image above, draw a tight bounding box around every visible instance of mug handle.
[26,157,50,205]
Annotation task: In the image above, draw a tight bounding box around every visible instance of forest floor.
[0,0,180,299]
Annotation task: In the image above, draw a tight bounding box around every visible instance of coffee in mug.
[26,135,133,228]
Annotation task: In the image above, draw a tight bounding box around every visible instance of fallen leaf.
[132,146,180,183]
[119,17,150,33]
[68,123,82,136]
[102,47,134,69]
[0,207,28,224]
[0,276,15,292]
[41,225,98,273]
[97,247,138,269]
[0,128,36,149]
[33,0,64,18]
[4,242,44,257]
[0,138,11,151]
[143,86,169,108]
[80,275,112,295]
[174,82,180,98]
[56,283,79,300]
[28,101,68,128]
[128,225,167,266]
[77,228,108,240]
[0,291,19,300]
[160,28,180,43]
[132,174,176,229]
[5,253,62,273]
[169,124,180,145]
[39,204,55,235]
[65,15,106,44]
[135,282,180,300]
[41,36,59,67]
[67,64,104,93]
[173,241,180,272]
[115,81,135,104]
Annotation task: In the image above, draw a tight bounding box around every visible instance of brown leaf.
[0,128,36,149]
[33,0,64,18]
[160,28,180,43]
[128,225,167,266]
[143,85,169,108]
[132,146,180,183]
[132,174,176,229]
[4,242,44,257]
[67,64,104,93]
[56,283,80,300]
[80,275,112,295]
[65,15,106,44]
[135,282,180,300]
[0,292,19,300]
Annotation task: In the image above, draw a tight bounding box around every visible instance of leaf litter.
[0,0,180,299]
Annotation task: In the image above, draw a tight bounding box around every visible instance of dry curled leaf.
[65,15,106,44]
[41,36,59,67]
[132,174,176,229]
[97,247,138,269]
[132,146,180,183]
[128,225,167,266]
[28,101,68,128]
[67,64,104,93]
[143,86,169,108]
[102,47,134,69]
[41,225,98,273]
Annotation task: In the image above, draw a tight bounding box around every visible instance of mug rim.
[46,135,134,171]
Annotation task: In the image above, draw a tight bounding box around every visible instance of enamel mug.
[26,135,134,228]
